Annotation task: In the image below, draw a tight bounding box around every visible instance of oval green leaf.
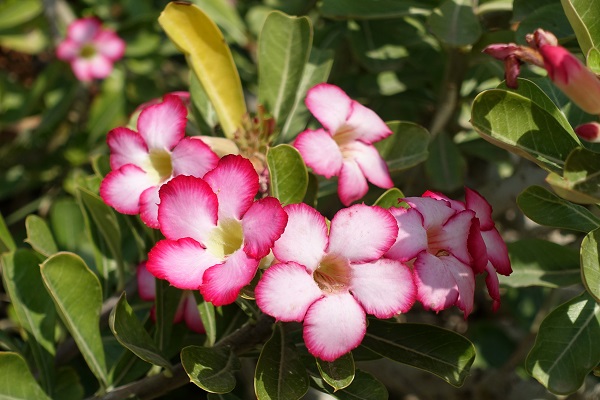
[560,147,600,204]
[316,352,355,391]
[428,0,482,47]
[581,228,600,303]
[373,188,405,209]
[375,121,430,172]
[0,211,16,253]
[25,215,58,257]
[0,352,51,400]
[41,252,108,387]
[267,144,308,206]
[194,292,217,347]
[560,0,600,58]
[181,345,241,394]
[159,2,247,138]
[310,369,388,400]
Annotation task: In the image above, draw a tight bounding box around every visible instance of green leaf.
[517,185,600,232]
[153,279,183,351]
[208,393,242,400]
[159,2,247,138]
[109,293,172,371]
[25,215,58,257]
[561,0,600,58]
[0,0,42,30]
[425,132,465,192]
[320,0,431,19]
[361,319,475,387]
[49,198,86,253]
[471,87,581,174]
[195,292,217,347]
[258,11,312,133]
[0,352,51,400]
[0,211,16,253]
[428,0,482,47]
[526,291,600,395]
[1,250,56,393]
[41,252,108,387]
[181,345,241,393]
[255,324,309,400]
[500,239,581,288]
[551,147,600,204]
[310,369,388,400]
[190,72,218,131]
[54,367,84,400]
[316,353,355,391]
[267,144,309,205]
[581,229,600,303]
[375,121,430,171]
[587,47,600,74]
[191,0,248,47]
[86,71,126,145]
[373,188,405,209]
[515,3,574,46]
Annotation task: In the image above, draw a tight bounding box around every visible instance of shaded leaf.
[320,0,431,19]
[25,215,58,257]
[310,369,388,400]
[191,0,248,47]
[181,345,241,393]
[581,229,600,303]
[267,144,308,206]
[425,132,465,192]
[556,147,600,204]
[0,352,51,400]
[195,292,217,347]
[54,367,84,400]
[375,121,430,171]
[153,279,183,352]
[316,353,355,391]
[428,0,482,47]
[0,211,16,253]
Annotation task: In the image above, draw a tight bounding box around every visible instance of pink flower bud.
[574,122,600,142]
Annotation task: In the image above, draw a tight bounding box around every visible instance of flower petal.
[413,252,458,312]
[337,160,369,206]
[137,94,187,150]
[136,262,156,301]
[385,207,428,262]
[94,30,126,60]
[304,293,366,362]
[464,188,494,230]
[467,218,488,274]
[437,210,475,265]
[255,262,323,322]
[203,155,259,221]
[422,190,465,212]
[71,59,94,82]
[482,229,511,275]
[200,250,260,306]
[345,101,392,144]
[171,137,219,177]
[305,83,352,133]
[350,258,415,318]
[56,39,79,61]
[100,165,154,214]
[139,186,161,229]
[242,197,288,259]
[328,204,398,263]
[294,129,342,178]
[182,293,205,334]
[345,141,393,189]
[106,126,149,170]
[273,203,328,272]
[485,262,501,312]
[147,238,220,290]
[88,55,113,79]
[158,175,218,243]
[404,196,456,229]
[68,17,100,43]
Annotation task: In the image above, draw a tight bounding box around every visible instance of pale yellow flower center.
[205,219,244,259]
[313,253,351,294]
[80,44,96,59]
[148,148,173,183]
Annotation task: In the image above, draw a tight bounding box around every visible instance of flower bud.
[574,122,600,142]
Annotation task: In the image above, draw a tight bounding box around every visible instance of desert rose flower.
[294,84,393,206]
[100,94,219,228]
[137,262,204,333]
[146,155,288,306]
[255,203,415,362]
[56,17,125,82]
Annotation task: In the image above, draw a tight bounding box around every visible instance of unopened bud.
[574,122,600,142]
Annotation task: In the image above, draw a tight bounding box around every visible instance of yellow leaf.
[159,2,247,138]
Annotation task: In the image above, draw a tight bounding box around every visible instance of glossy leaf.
[195,292,217,347]
[0,352,51,400]
[255,324,309,400]
[316,353,355,391]
[159,2,246,138]
[1,250,56,393]
[517,185,600,232]
[560,0,600,58]
[25,215,58,257]
[258,11,312,133]
[41,252,108,387]
[425,132,465,192]
[0,211,16,253]
[109,293,172,371]
[428,0,482,47]
[310,369,388,400]
[320,0,431,19]
[181,345,241,393]
[267,144,308,206]
[375,121,430,171]
[556,147,600,204]
[500,239,581,288]
[526,291,600,395]
[361,319,475,387]
[373,188,405,209]
[581,229,600,303]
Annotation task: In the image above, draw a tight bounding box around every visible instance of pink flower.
[575,122,600,142]
[100,94,219,228]
[294,84,394,206]
[255,203,415,362]
[137,262,205,334]
[146,155,288,306]
[56,17,126,82]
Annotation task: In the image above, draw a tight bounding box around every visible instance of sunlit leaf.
[560,0,600,58]
[0,211,16,253]
[181,345,241,393]
[373,188,405,209]
[0,352,51,400]
[375,121,430,171]
[0,0,42,30]
[316,353,355,391]
[195,292,217,347]
[25,215,58,257]
[267,144,308,206]
[581,229,600,303]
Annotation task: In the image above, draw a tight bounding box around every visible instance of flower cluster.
[100,84,511,362]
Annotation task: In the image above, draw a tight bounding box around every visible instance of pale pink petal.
[344,141,393,189]
[294,129,342,178]
[273,203,328,272]
[304,293,366,362]
[137,95,187,150]
[255,262,323,322]
[147,238,220,290]
[203,155,259,221]
[182,294,205,333]
[464,188,494,230]
[136,262,156,301]
[106,126,149,170]
[171,137,219,177]
[467,218,488,274]
[157,175,218,243]
[436,210,475,265]
[445,256,475,317]
[89,55,113,79]
[200,250,260,306]
[482,229,511,275]
[350,259,415,318]
[94,30,126,60]
[484,262,501,312]
[305,83,352,133]
[413,252,458,312]
[344,101,392,144]
[139,186,161,229]
[68,17,100,43]
[404,197,455,229]
[338,160,369,206]
[385,207,428,262]
[71,59,94,82]
[328,204,398,263]
[100,165,154,214]
[242,197,288,259]
[422,190,465,212]
[56,39,79,61]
